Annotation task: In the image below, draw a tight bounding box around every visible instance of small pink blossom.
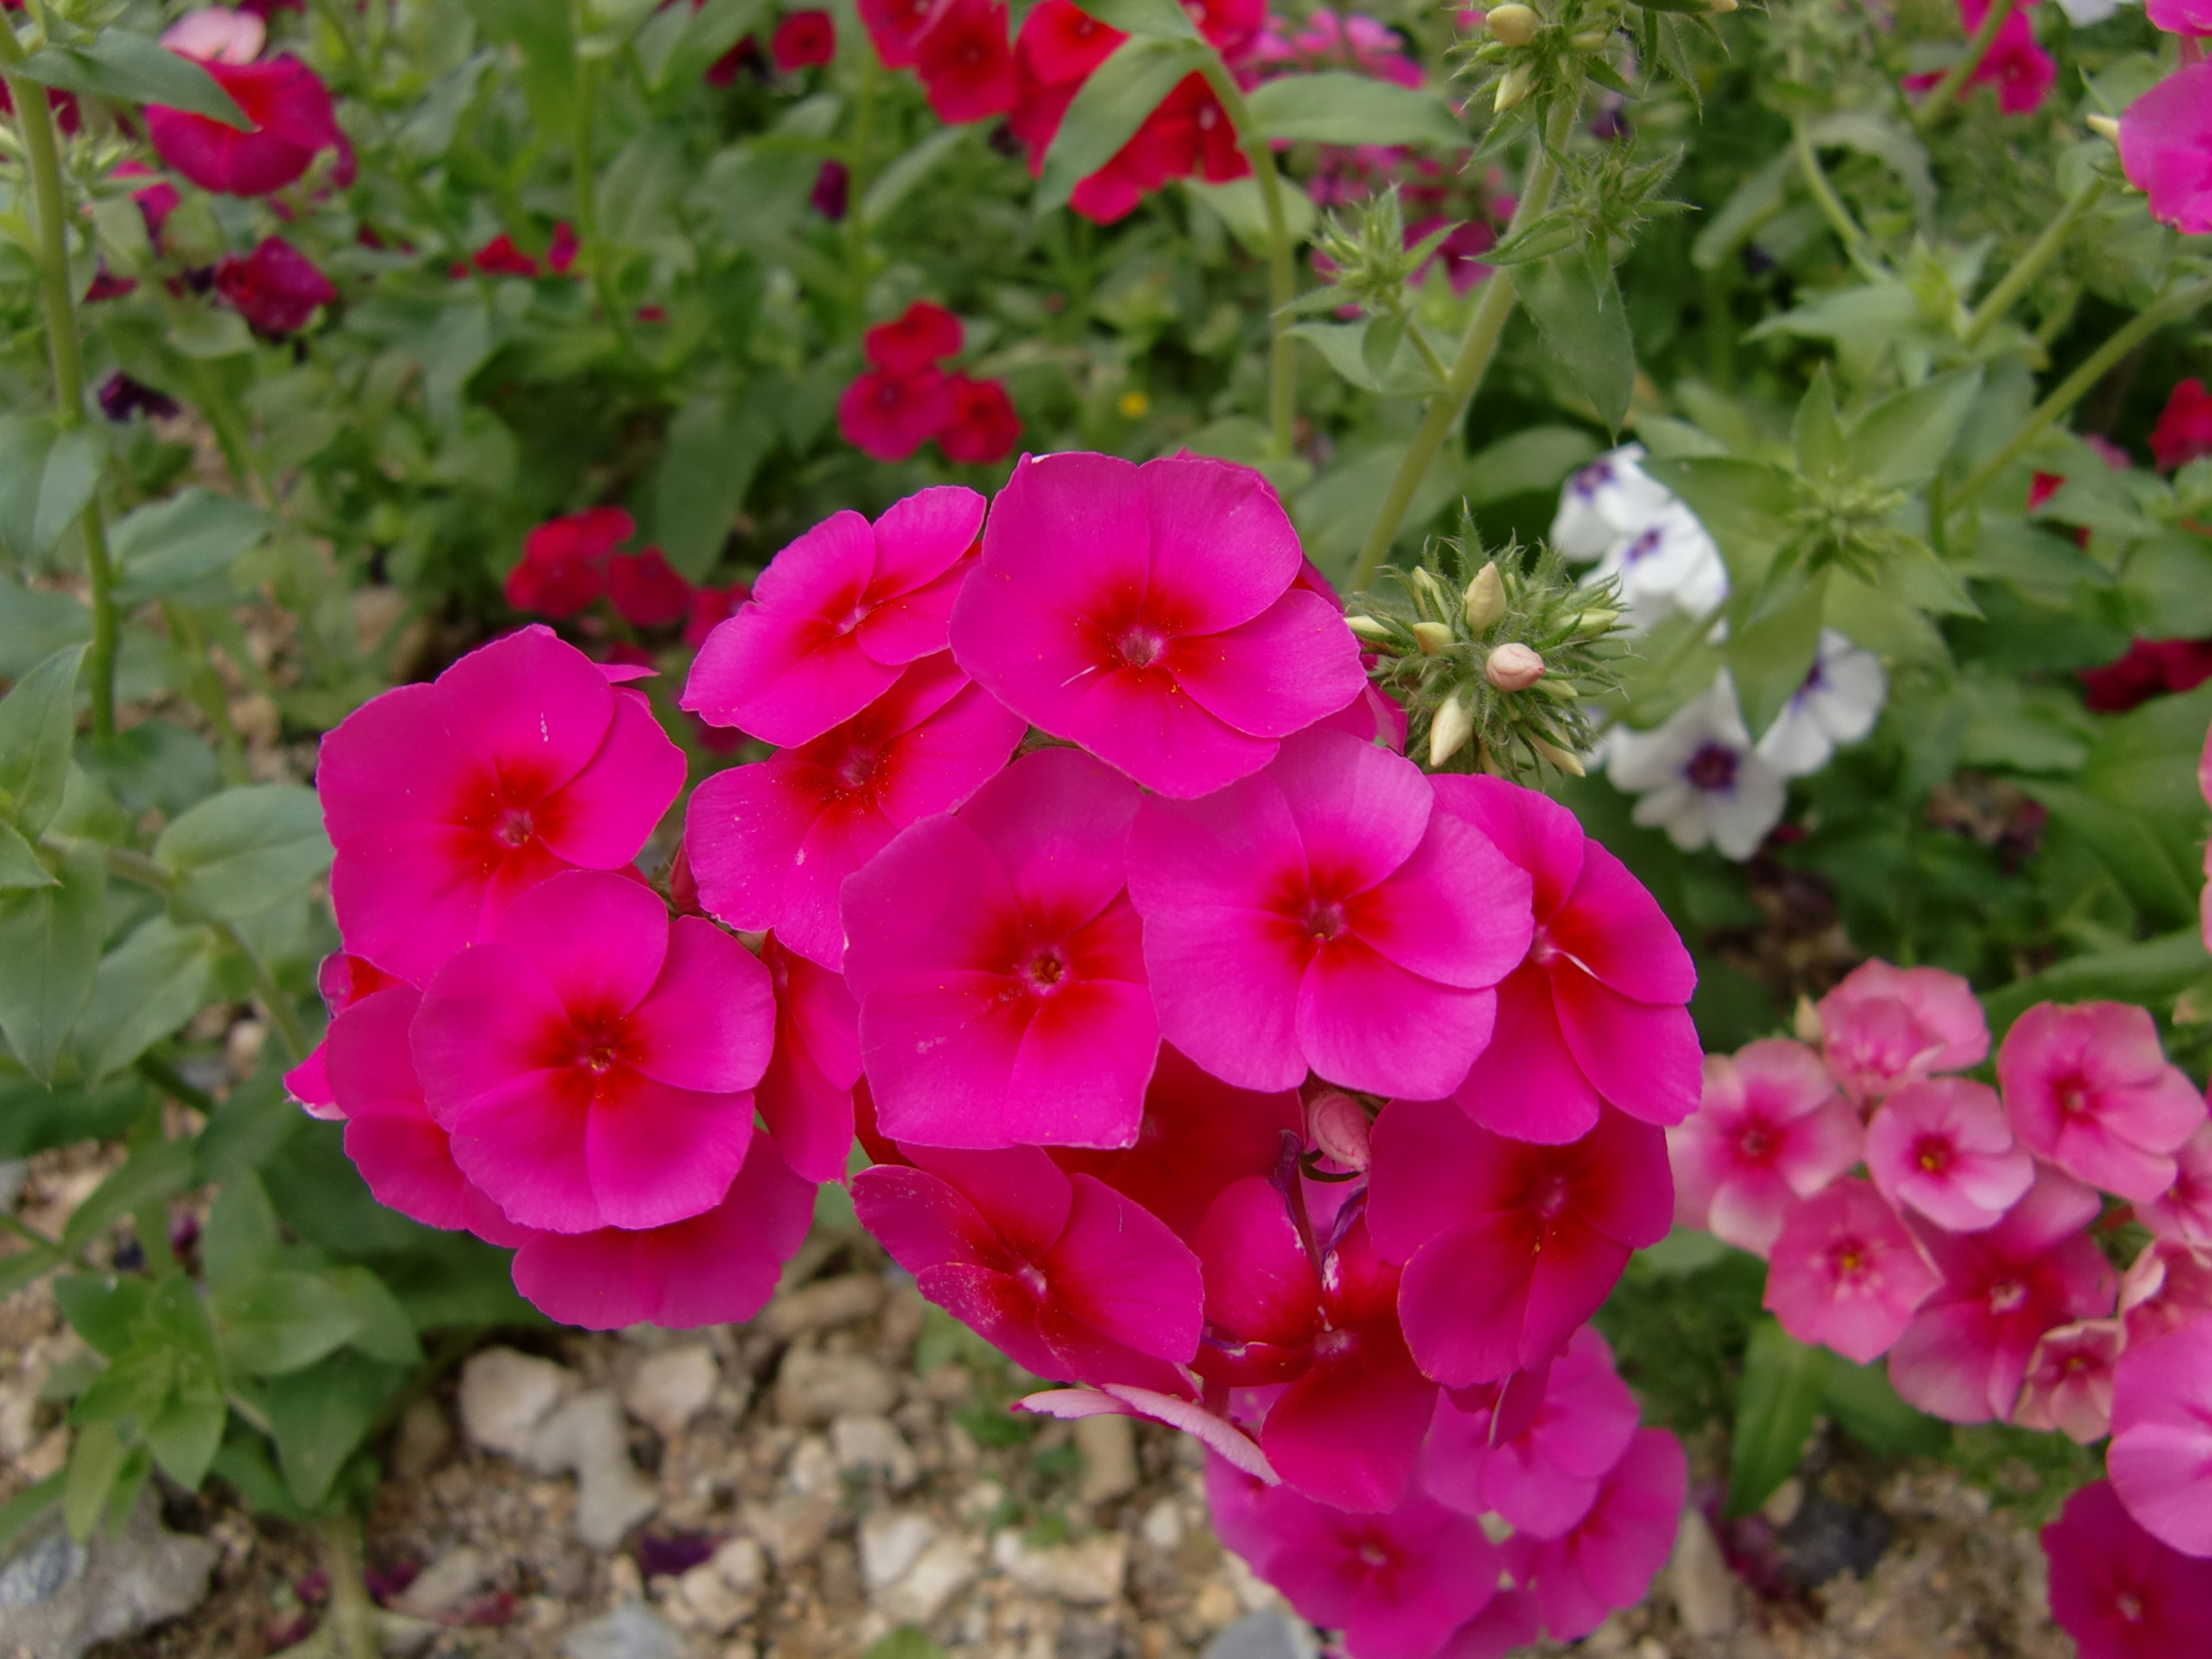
[2013,1318,2124,1444]
[1510,1428,1689,1643]
[2118,62,2212,237]
[1669,1037,1861,1256]
[1815,959,1987,1105]
[2043,1480,2212,1658]
[1127,730,1533,1100]
[683,486,984,747]
[2149,0,2212,33]
[1998,1001,2207,1203]
[948,453,1366,799]
[841,747,1157,1150]
[1763,1177,1940,1363]
[2109,1317,2212,1558]
[1865,1078,2035,1234]
[755,936,862,1184]
[2120,1238,2212,1349]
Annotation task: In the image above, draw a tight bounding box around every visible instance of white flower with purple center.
[1759,630,1887,778]
[1551,444,1730,632]
[1550,443,1676,560]
[1605,675,1789,860]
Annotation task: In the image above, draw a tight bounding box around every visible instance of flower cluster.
[1670,958,2212,1588]
[837,301,1021,465]
[454,223,579,281]
[1904,0,2055,118]
[503,505,743,642]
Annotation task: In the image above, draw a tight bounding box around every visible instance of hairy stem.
[1959,175,2105,349]
[318,1513,379,1659]
[1912,0,2017,131]
[1200,58,1298,460]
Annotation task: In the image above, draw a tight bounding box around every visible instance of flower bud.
[1576,607,1618,638]
[1494,63,1534,112]
[1429,691,1474,767]
[2085,114,2120,142]
[1463,563,1506,632]
[1486,2,1538,45]
[1344,613,1394,642]
[1412,620,1453,654]
[1706,0,1737,13]
[1569,29,1609,49]
[1793,994,1824,1046]
[1305,1090,1373,1171]
[1530,735,1585,776]
[1485,643,1545,691]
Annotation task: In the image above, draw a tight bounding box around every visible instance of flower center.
[1685,742,1739,793]
[835,745,881,793]
[1313,1327,1354,1359]
[1116,626,1166,669]
[2055,1076,2091,1118]
[1528,924,1559,966]
[1021,945,1070,996]
[1915,1135,1953,1175]
[2116,1590,2145,1623]
[1529,1171,1571,1221]
[571,1024,624,1077]
[1832,1239,1869,1281]
[1988,1278,2028,1315]
[494,806,535,847]
[1737,1124,1772,1163]
[1305,900,1348,943]
[1016,1264,1050,1300]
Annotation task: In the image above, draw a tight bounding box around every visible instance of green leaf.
[1983,930,2212,1034]
[1727,572,1827,741]
[1185,175,1317,253]
[1461,426,1600,507]
[215,1269,365,1376]
[71,916,221,1083]
[76,721,221,819]
[154,785,331,923]
[0,573,91,680]
[0,1475,63,1557]
[1039,37,1213,213]
[267,1352,408,1511]
[135,1277,226,1488]
[211,1429,308,1521]
[16,31,248,126]
[863,124,973,227]
[0,1068,141,1159]
[1636,1226,1735,1276]
[1639,458,1797,593]
[0,418,106,566]
[109,490,275,605]
[1791,368,1846,482]
[1289,319,1435,396]
[638,0,763,90]
[1799,110,1935,225]
[61,1137,196,1256]
[0,822,52,890]
[201,1172,283,1290]
[54,1274,153,1358]
[323,1267,423,1366]
[651,397,775,581]
[165,308,256,361]
[0,843,105,1081]
[1517,247,1636,433]
[62,1419,130,1542]
[0,643,87,842]
[1728,1317,1823,1516]
[1244,73,1465,149]
[1842,370,1983,491]
[1821,1354,1948,1459]
[0,1238,64,1298]
[1692,150,1791,271]
[1069,0,1203,37]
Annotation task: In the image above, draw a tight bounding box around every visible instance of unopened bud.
[1485,643,1545,691]
[1344,613,1393,642]
[1412,620,1453,654]
[1576,607,1618,637]
[1463,563,1506,632]
[1530,735,1585,776]
[1305,1090,1372,1171]
[1485,2,1537,45]
[1706,0,1737,13]
[1535,678,1578,699]
[1793,994,1824,1046]
[1429,692,1475,767]
[2085,113,2120,142]
[1494,63,1534,112]
[1569,29,1608,49]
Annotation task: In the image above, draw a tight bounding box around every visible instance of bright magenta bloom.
[756,937,862,1184]
[950,453,1366,798]
[1434,775,1699,1142]
[842,747,1157,1149]
[2143,1121,2212,1245]
[1421,1325,1639,1539]
[2149,0,2212,31]
[2118,63,2212,237]
[1998,1001,2207,1202]
[319,626,685,984]
[285,950,403,1118]
[1889,1168,2116,1422]
[1865,1078,2034,1234]
[2043,1481,2212,1659]
[685,487,982,746]
[852,1145,1202,1391]
[1763,1177,1938,1363]
[1128,730,1532,1099]
[214,237,335,334]
[2013,1318,2124,1444]
[1509,1429,1688,1643]
[914,0,1018,123]
[147,55,348,196]
[1816,958,1987,1105]
[1369,1099,1671,1387]
[2121,1238,2212,1348]
[684,653,1025,968]
[2109,1318,2212,1558]
[1669,1037,1859,1256]
[865,300,963,370]
[412,870,776,1233]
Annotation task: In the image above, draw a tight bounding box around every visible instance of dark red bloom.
[914,0,1018,124]
[548,221,579,274]
[607,548,695,628]
[505,506,634,619]
[99,373,180,423]
[683,582,751,649]
[865,300,964,372]
[239,0,307,16]
[812,159,851,219]
[472,233,542,278]
[938,374,1020,464]
[772,9,838,69]
[2151,379,2212,471]
[837,366,955,461]
[147,55,347,197]
[858,0,944,68]
[215,236,337,334]
[113,161,180,246]
[85,270,138,302]
[2079,639,2212,713]
[0,81,81,135]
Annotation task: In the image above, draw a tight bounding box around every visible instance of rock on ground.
[458,1346,576,1460]
[621,1344,719,1440]
[0,1495,218,1659]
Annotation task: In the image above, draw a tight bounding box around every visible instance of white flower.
[1758,629,1888,778]
[2051,0,2127,24]
[1550,444,1676,560]
[1606,675,1789,860]
[1552,444,1730,632]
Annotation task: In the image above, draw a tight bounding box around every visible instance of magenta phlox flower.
[1815,959,1987,1105]
[509,1134,816,1330]
[1369,1097,1671,1387]
[948,453,1366,798]
[285,951,405,1118]
[412,870,776,1233]
[1127,729,1533,1099]
[842,747,1158,1150]
[2149,0,2212,33]
[1889,1168,2117,1422]
[1998,1001,2207,1203]
[1017,1384,1275,1482]
[683,486,985,747]
[2120,1238,2212,1347]
[2013,1318,2125,1444]
[1432,775,1699,1142]
[1865,1078,2035,1234]
[2042,1480,2212,1659]
[2143,1121,2212,1245]
[1248,1484,1505,1659]
[319,626,686,984]
[1421,1325,1639,1539]
[2117,62,2212,237]
[1669,1037,1860,1256]
[756,936,862,1184]
[1436,1590,1541,1659]
[851,1144,1203,1392]
[1192,1179,1437,1512]
[684,652,1025,968]
[1205,1451,1277,1569]
[1762,1177,1939,1363]
[1509,1428,1688,1643]
[2109,1317,2212,1558]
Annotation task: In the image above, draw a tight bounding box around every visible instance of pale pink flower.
[1018,1385,1273,1482]
[1763,1177,1940,1363]
[683,486,984,746]
[1511,1429,1688,1643]
[2145,1120,2212,1246]
[840,747,1158,1150]
[1247,1484,1505,1659]
[2109,1317,2212,1558]
[1815,959,1987,1105]
[2042,1480,2212,1659]
[2117,62,2212,237]
[947,453,1366,799]
[2120,1238,2212,1347]
[1127,729,1533,1100]
[1865,1078,2035,1234]
[756,936,862,1184]
[1998,1001,2207,1203]
[2013,1318,2124,1444]
[1669,1038,1861,1256]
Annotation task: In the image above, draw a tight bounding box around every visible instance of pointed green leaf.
[16,31,249,126]
[323,1266,424,1366]
[55,1274,153,1358]
[1791,368,1845,482]
[1843,369,1983,490]
[1245,73,1466,149]
[71,916,221,1082]
[1727,572,1828,741]
[1821,1353,1948,1458]
[0,418,106,566]
[267,1352,409,1510]
[61,1137,196,1256]
[1037,37,1213,213]
[0,644,87,841]
[1728,1317,1824,1516]
[0,823,52,891]
[215,1269,365,1376]
[62,1419,130,1541]
[154,785,331,922]
[1517,248,1637,432]
[651,397,775,580]
[202,1172,283,1290]
[1066,0,1202,37]
[109,489,275,604]
[0,842,105,1081]
[1638,457,1798,592]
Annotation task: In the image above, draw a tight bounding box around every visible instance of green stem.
[317,1513,378,1659]
[569,27,638,360]
[1200,57,1298,460]
[216,920,311,1066]
[1959,175,2106,349]
[1949,277,2212,512]
[846,47,880,301]
[137,1052,221,1116]
[1350,96,1576,589]
[0,1212,61,1252]
[1912,0,2018,132]
[1792,119,1886,282]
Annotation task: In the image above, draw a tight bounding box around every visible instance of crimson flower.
[605,548,694,628]
[756,935,863,1184]
[858,0,944,66]
[865,300,964,370]
[771,9,838,70]
[1508,1430,1688,1643]
[504,506,632,619]
[938,374,1020,464]
[2041,1480,2212,1659]
[914,0,1018,123]
[214,237,336,334]
[2152,379,2212,471]
[837,365,955,460]
[147,55,349,197]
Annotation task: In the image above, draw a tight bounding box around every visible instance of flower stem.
[1959,174,2105,349]
[1911,0,2017,132]
[1349,96,1576,590]
[569,12,638,360]
[1792,119,1887,282]
[317,1513,378,1659]
[846,50,881,315]
[1200,58,1298,461]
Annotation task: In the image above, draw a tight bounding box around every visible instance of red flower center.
[1737,1123,1772,1163]
[569,1020,627,1077]
[1831,1240,1868,1281]
[495,806,535,847]
[2116,1590,2145,1623]
[1305,900,1347,944]
[1020,944,1070,996]
[834,744,882,794]
[1529,1169,1571,1221]
[1914,1135,1953,1175]
[1988,1277,2028,1315]
[2055,1076,2091,1118]
[1116,626,1166,669]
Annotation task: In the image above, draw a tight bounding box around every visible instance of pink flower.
[684,653,1024,968]
[2109,1318,2212,1558]
[1191,1180,1436,1512]
[682,582,749,650]
[1127,730,1532,1099]
[146,55,349,197]
[1889,1168,2117,1422]
[771,8,838,69]
[162,7,267,64]
[605,549,694,628]
[2013,1318,2124,1444]
[1815,959,1988,1105]
[938,375,1020,464]
[838,365,955,460]
[756,935,862,1184]
[852,1145,1203,1391]
[1971,3,2054,115]
[285,951,404,1117]
[1434,775,1700,1142]
[2121,1238,2212,1348]
[2149,0,2212,33]
[948,453,1366,799]
[1998,1001,2207,1202]
[2152,379,2212,471]
[865,300,963,371]
[1437,1592,1542,1659]
[214,237,335,334]
[1510,1429,1688,1643]
[1369,1098,1672,1387]
[1865,1078,2035,1234]
[858,0,945,67]
[1421,1325,1641,1539]
[412,870,777,1233]
[1669,1039,1861,1256]
[683,486,983,746]
[505,506,632,619]
[510,1133,816,1329]
[1018,1385,1272,1480]
[2042,1481,2212,1658]
[2143,1122,2212,1245]
[841,747,1157,1150]
[2118,62,2212,237]
[914,0,1018,123]
[1763,1177,1940,1363]
[317,626,686,983]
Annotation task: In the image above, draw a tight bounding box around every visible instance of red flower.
[215,237,337,334]
[914,0,1018,123]
[505,506,634,619]
[772,9,838,69]
[938,374,1020,464]
[2079,639,2212,713]
[858,0,944,67]
[837,366,955,461]
[113,162,180,245]
[812,159,850,219]
[85,270,138,302]
[865,300,964,371]
[146,55,349,198]
[607,548,695,628]
[472,233,543,278]
[548,221,579,274]
[683,582,751,649]
[2151,379,2212,471]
